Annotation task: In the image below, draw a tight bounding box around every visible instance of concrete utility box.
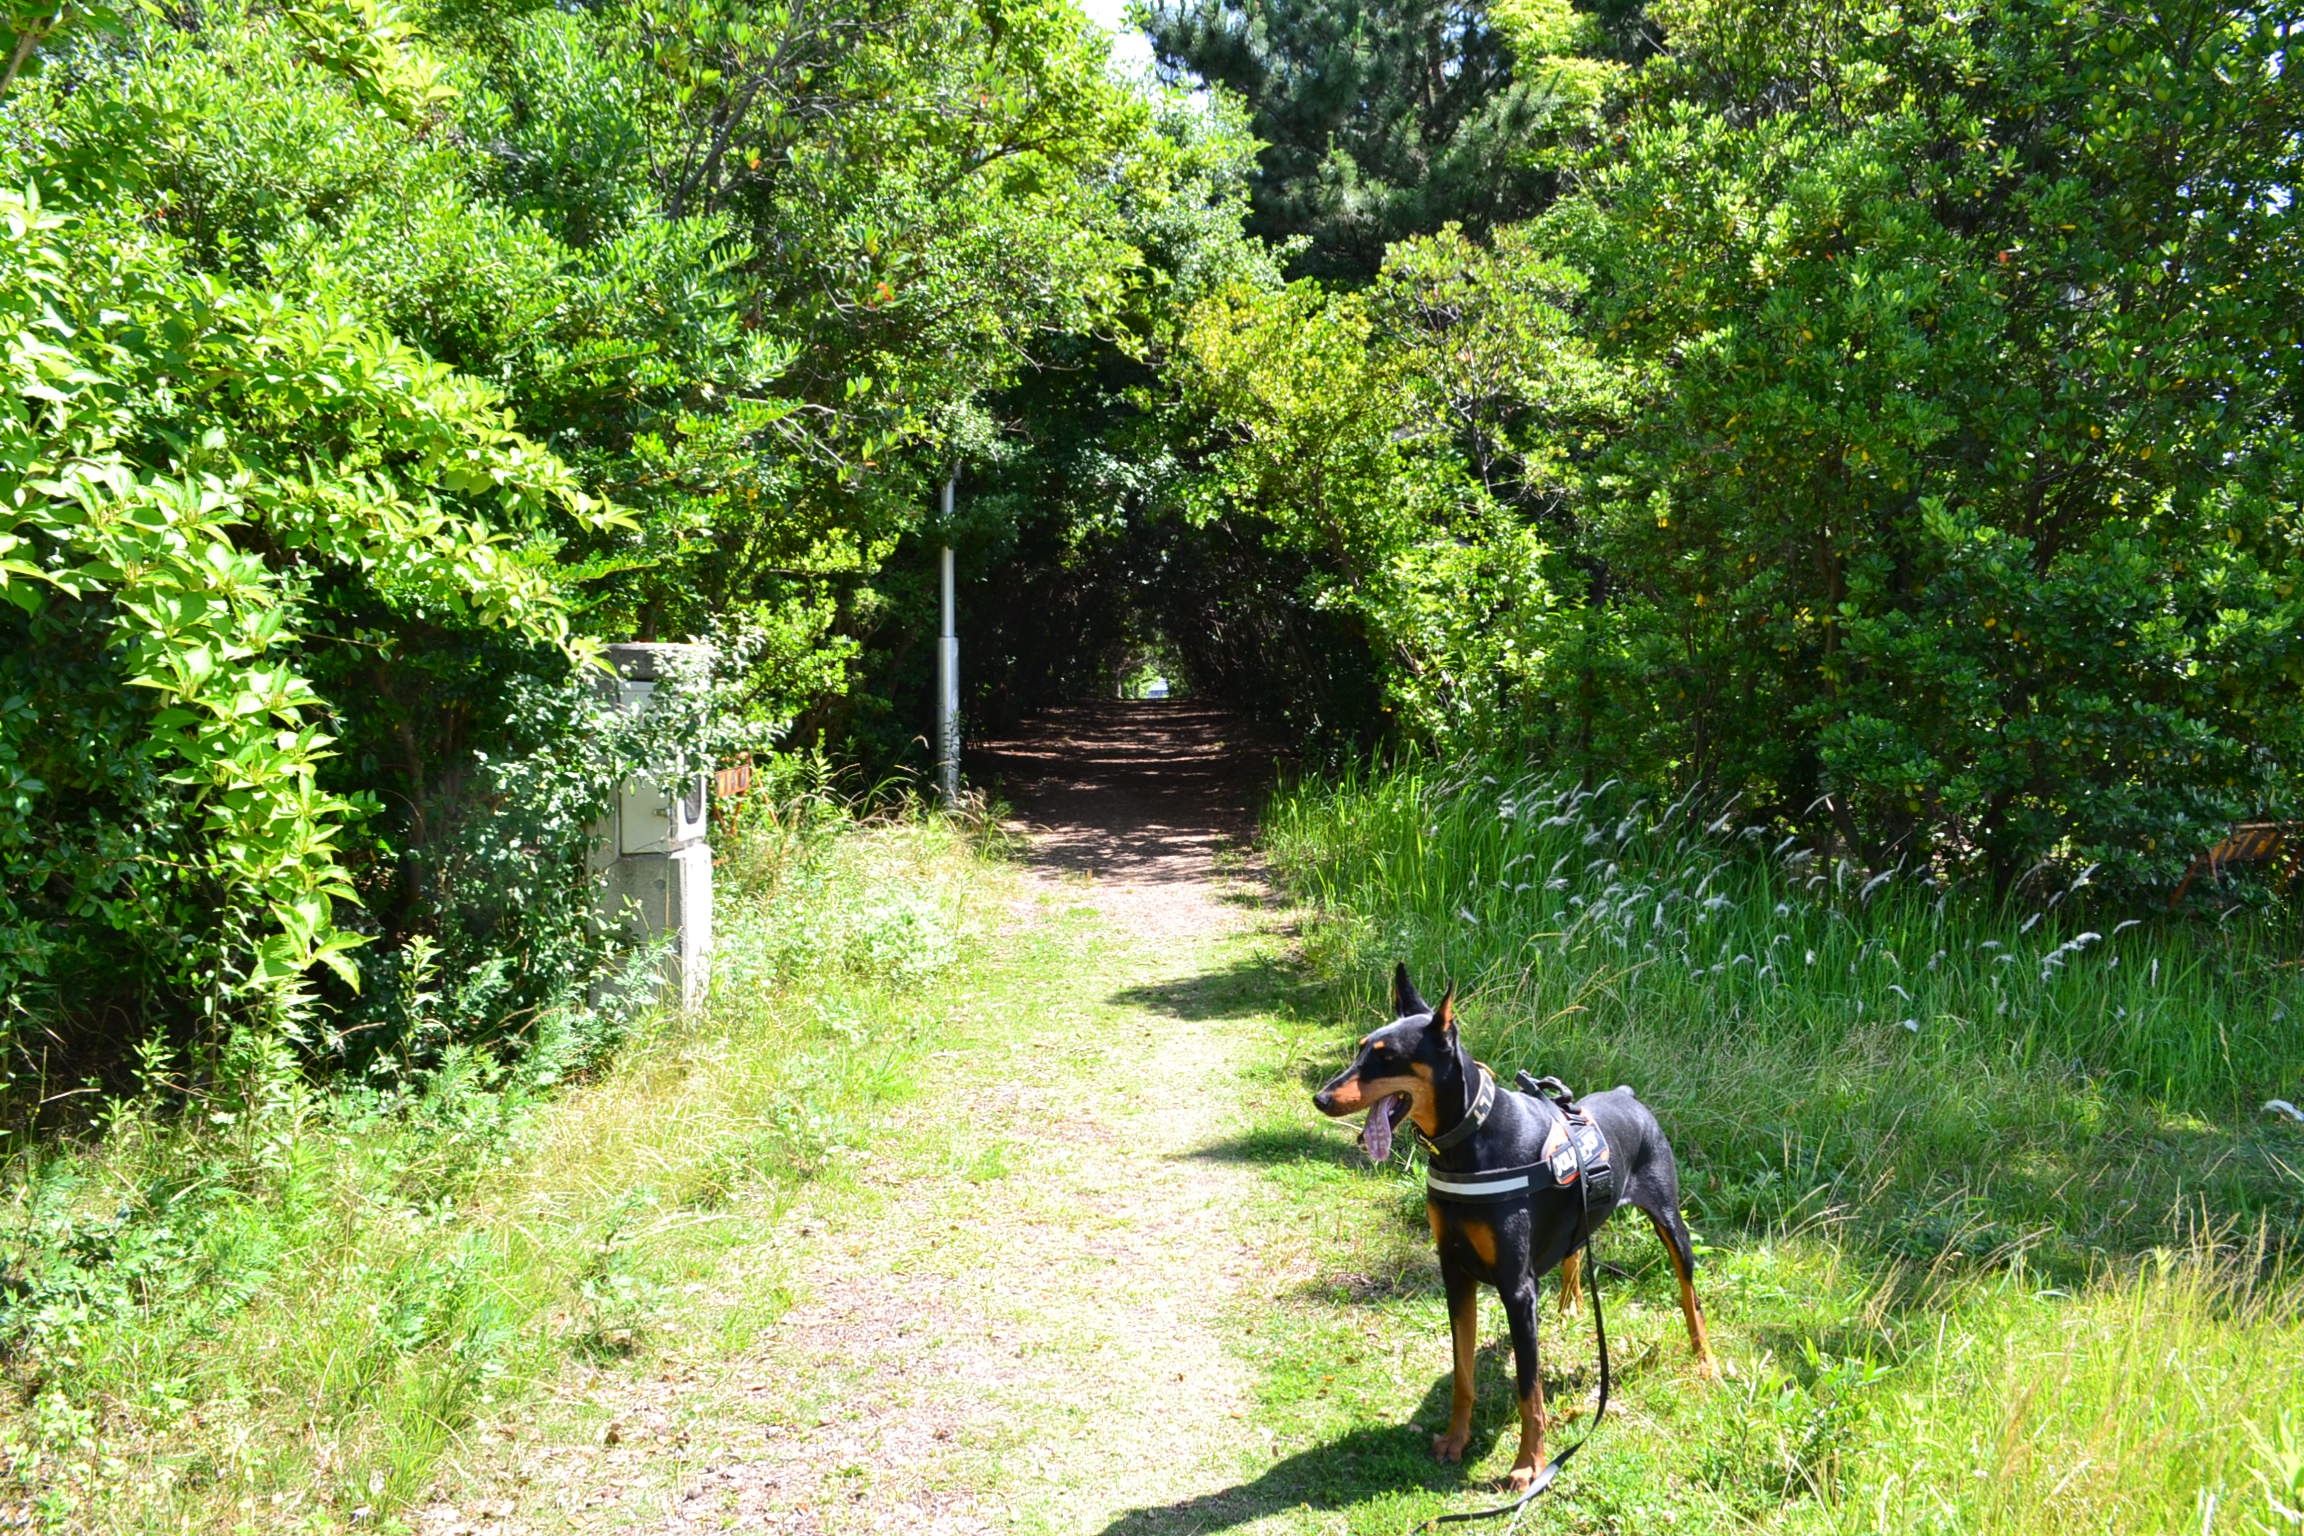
[620,772,709,854]
[592,642,713,1009]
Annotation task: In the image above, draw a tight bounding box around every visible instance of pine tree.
[1146,0,1640,283]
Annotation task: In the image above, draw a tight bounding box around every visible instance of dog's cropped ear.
[1392,962,1427,1019]
[1433,983,1458,1035]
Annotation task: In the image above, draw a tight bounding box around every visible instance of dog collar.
[1417,1064,1495,1154]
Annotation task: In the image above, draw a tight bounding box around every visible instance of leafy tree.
[571,0,1155,647]
[1142,0,2304,890]
[1545,0,2304,885]
[1175,224,1620,741]
[826,91,1304,752]
[0,0,1260,1071]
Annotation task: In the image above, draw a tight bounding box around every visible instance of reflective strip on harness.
[1426,1171,1533,1200]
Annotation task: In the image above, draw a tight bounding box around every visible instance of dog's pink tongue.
[1362,1097,1400,1163]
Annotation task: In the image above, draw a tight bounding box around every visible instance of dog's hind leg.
[1432,1266,1479,1463]
[1612,1109,1723,1372]
[1619,1122,1722,1378]
[1640,1205,1719,1377]
[1556,1247,1584,1317]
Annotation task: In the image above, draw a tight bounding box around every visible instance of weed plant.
[0,800,994,1530]
[1263,762,2304,1534]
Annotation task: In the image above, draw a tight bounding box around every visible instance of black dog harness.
[1419,1068,1619,1216]
[1410,1070,1616,1533]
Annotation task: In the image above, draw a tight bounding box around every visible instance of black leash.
[1410,1079,1614,1534]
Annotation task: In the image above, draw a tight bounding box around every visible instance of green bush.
[1541,0,2304,885]
[0,178,606,1072]
[0,0,1162,1077]
[1157,0,2304,885]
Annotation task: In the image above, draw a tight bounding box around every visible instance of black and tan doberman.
[1312,965,1717,1490]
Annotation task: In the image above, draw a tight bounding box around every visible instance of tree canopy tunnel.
[827,456,1389,774]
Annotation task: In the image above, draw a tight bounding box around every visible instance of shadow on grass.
[1676,1087,2304,1286]
[1093,1364,1519,1536]
[1185,1123,1367,1169]
[1109,955,1332,1023]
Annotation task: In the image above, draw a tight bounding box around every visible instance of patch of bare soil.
[969,700,1274,939]
[421,702,1285,1536]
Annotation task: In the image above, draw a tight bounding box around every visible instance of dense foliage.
[1561,0,2304,886]
[7,0,2304,1069]
[1159,0,2304,888]
[0,0,1239,1081]
[0,175,599,1065]
[812,92,1292,751]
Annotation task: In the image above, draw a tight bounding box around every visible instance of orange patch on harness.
[1544,1112,1610,1185]
[1541,1116,1575,1182]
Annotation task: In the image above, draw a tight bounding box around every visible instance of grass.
[1243,759,2304,1535]
[8,753,2303,1536]
[0,808,1000,1532]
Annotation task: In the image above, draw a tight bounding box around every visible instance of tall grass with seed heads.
[1266,761,2304,1535]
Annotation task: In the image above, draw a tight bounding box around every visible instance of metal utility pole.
[936,470,960,803]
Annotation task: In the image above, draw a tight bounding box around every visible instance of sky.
[1078,0,1159,77]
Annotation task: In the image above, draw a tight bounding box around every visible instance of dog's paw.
[1506,1462,1539,1493]
[1695,1354,1733,1382]
[1430,1430,1469,1463]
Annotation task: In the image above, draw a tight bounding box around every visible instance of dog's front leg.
[1431,1264,1478,1463]
[1501,1277,1546,1490]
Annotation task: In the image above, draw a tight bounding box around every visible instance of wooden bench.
[2168,820,2304,908]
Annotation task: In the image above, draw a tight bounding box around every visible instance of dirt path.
[429,702,1293,1535]
[970,701,1270,937]
[703,701,1282,1534]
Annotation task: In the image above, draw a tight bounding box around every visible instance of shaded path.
[971,702,1273,931]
